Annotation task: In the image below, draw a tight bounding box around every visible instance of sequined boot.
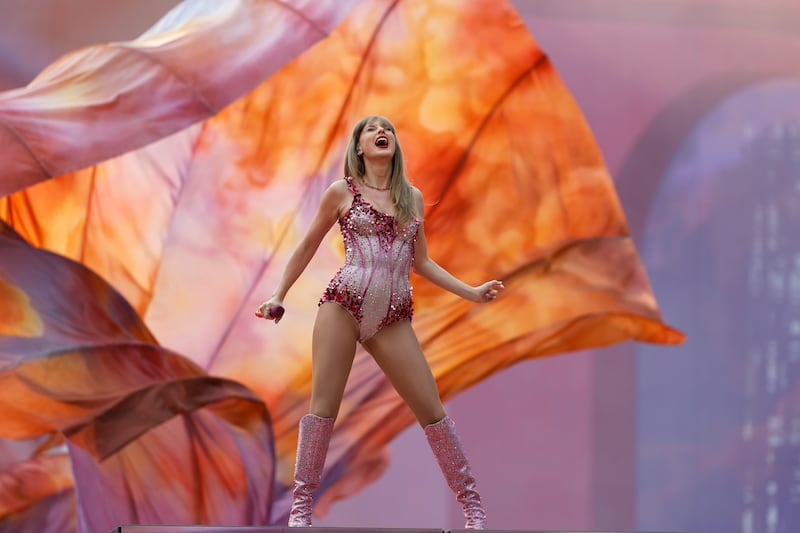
[424,416,487,529]
[288,413,335,527]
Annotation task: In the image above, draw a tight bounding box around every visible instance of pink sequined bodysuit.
[320,176,419,342]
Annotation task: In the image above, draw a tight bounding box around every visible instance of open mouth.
[375,135,389,147]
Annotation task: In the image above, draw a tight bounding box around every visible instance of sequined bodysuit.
[319,176,419,342]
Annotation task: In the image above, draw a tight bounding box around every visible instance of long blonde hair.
[344,116,416,224]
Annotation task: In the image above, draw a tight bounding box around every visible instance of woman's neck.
[362,160,392,190]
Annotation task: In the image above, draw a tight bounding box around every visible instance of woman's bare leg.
[362,319,445,426]
[363,319,486,529]
[288,302,359,527]
[308,301,360,418]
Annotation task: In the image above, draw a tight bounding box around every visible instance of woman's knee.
[415,405,447,427]
[308,402,340,420]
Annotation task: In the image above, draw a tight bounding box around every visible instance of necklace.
[360,178,391,191]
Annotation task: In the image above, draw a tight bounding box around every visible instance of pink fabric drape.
[0,0,361,196]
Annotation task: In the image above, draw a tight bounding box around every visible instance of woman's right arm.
[256,180,347,320]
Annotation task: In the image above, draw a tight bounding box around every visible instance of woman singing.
[257,115,502,529]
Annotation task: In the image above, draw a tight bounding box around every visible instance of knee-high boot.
[424,416,487,529]
[288,413,335,527]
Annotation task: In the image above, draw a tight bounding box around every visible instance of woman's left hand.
[474,280,504,303]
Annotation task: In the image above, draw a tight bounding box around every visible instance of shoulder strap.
[344,176,361,199]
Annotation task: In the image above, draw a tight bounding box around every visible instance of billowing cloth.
[0,222,275,532]
[0,0,361,196]
[0,0,683,530]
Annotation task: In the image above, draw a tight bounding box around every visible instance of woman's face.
[358,118,395,160]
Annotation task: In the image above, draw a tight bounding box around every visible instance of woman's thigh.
[363,320,445,426]
[309,302,360,418]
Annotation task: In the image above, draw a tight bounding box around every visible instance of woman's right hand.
[255,298,285,323]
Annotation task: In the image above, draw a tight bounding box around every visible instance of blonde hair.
[344,116,416,224]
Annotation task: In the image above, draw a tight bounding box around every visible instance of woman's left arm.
[411,188,503,303]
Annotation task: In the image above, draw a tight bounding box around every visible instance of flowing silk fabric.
[0,438,74,533]
[0,0,361,197]
[0,222,275,531]
[0,0,684,529]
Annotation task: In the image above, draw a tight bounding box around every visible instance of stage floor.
[111,527,640,533]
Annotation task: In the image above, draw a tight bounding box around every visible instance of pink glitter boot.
[287,414,334,527]
[424,416,487,529]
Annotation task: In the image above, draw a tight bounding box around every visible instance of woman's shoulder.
[327,177,353,196]
[322,178,356,209]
